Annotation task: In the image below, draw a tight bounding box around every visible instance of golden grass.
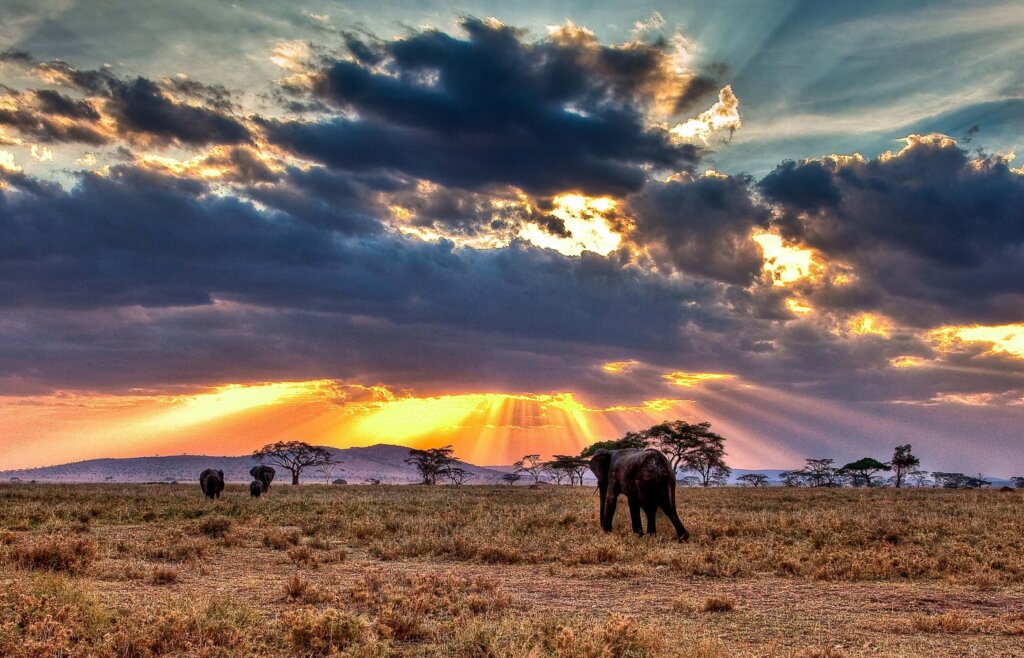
[1,483,1023,657]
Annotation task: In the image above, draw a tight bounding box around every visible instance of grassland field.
[1,483,1022,657]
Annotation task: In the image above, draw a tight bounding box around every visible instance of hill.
[0,444,507,484]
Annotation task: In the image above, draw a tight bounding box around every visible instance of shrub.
[198,514,232,538]
[9,536,96,574]
[151,566,178,585]
[701,596,736,613]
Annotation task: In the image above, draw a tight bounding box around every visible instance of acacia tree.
[803,459,844,487]
[546,455,590,486]
[514,454,547,485]
[779,470,806,487]
[404,446,456,485]
[890,444,920,488]
[841,457,891,487]
[910,470,931,487]
[501,472,523,485]
[737,473,770,487]
[443,466,473,486]
[1011,476,1024,489]
[646,420,730,487]
[253,441,334,485]
[579,432,649,457]
[315,460,344,485]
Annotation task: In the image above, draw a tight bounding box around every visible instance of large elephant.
[588,448,689,541]
[199,469,225,499]
[250,465,275,493]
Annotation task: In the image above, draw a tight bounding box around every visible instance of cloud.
[265,18,711,195]
[1,57,249,147]
[0,163,720,395]
[760,135,1024,326]
[627,172,770,284]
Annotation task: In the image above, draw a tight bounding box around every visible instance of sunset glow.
[3,3,1024,477]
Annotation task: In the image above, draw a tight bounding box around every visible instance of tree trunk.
[292,471,299,485]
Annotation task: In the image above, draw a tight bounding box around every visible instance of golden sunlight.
[0,382,701,470]
[752,231,822,286]
[929,323,1024,359]
[847,313,891,337]
[517,193,623,256]
[601,360,641,373]
[890,355,927,368]
[669,85,741,143]
[663,371,734,387]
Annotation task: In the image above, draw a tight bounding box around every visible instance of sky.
[1,0,1024,474]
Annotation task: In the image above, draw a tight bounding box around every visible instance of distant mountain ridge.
[0,444,507,484]
[0,450,1011,487]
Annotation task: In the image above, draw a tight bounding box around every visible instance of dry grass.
[1,483,1023,657]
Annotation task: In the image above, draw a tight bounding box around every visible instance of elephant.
[250,465,275,493]
[249,480,263,497]
[199,469,225,499]
[588,448,689,541]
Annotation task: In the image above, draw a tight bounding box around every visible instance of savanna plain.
[1,484,1022,657]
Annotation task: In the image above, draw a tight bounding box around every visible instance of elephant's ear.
[218,470,224,477]
[250,466,257,477]
[589,450,612,485]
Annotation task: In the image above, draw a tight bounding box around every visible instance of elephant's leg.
[660,497,689,542]
[644,504,657,535]
[602,492,618,532]
[627,498,643,535]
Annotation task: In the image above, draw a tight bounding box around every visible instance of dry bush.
[907,611,1024,635]
[287,545,316,567]
[197,514,232,538]
[8,536,96,574]
[151,565,178,585]
[794,648,849,658]
[283,607,380,656]
[700,596,735,613]
[263,528,301,550]
[0,575,109,657]
[145,536,208,562]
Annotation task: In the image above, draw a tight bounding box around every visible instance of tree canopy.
[252,441,335,485]
[890,444,920,488]
[404,446,456,485]
[840,457,891,487]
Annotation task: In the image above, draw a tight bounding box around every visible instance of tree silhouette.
[841,458,891,487]
[546,455,590,486]
[737,473,770,487]
[779,470,805,487]
[802,459,845,487]
[513,454,547,485]
[580,431,648,457]
[1011,476,1024,489]
[890,445,920,488]
[404,446,456,485]
[443,466,473,486]
[252,441,334,485]
[501,472,523,485]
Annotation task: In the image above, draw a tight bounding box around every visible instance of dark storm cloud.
[266,18,702,195]
[0,164,713,391]
[628,174,771,285]
[103,77,250,146]
[759,137,1024,325]
[0,89,110,144]
[0,57,249,147]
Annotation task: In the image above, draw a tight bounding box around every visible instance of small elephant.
[250,465,275,493]
[249,480,263,497]
[199,469,225,500]
[589,448,689,541]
